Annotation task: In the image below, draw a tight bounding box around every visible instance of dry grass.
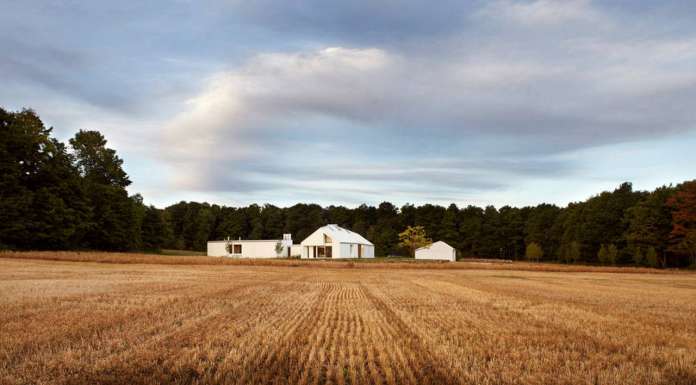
[0,250,678,274]
[1,254,695,385]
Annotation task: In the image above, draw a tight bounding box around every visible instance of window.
[324,234,332,244]
[233,244,242,254]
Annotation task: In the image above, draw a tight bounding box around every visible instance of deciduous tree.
[525,242,543,262]
[666,181,696,266]
[398,226,431,257]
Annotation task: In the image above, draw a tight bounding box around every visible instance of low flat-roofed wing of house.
[207,234,297,258]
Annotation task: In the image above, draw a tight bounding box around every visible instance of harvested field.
[1,256,695,385]
[0,251,675,274]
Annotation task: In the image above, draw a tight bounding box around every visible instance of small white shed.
[300,224,374,259]
[415,241,456,262]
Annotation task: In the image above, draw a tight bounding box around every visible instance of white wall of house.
[339,243,375,258]
[207,240,286,258]
[300,224,374,259]
[208,233,297,258]
[207,241,228,257]
[363,244,375,258]
[415,241,456,262]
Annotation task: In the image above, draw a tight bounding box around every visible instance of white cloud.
[156,21,696,202]
[479,0,599,26]
[9,0,694,207]
[163,47,392,161]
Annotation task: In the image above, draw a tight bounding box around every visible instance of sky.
[2,0,695,209]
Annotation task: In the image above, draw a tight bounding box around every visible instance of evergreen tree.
[568,241,582,264]
[141,206,167,251]
[372,202,399,256]
[607,244,619,266]
[525,204,561,259]
[597,244,609,265]
[624,186,674,267]
[479,206,503,258]
[499,206,526,260]
[326,205,353,228]
[440,204,460,252]
[458,205,484,257]
[645,247,658,268]
[632,247,644,266]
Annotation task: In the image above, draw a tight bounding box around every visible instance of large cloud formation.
[2,0,695,206]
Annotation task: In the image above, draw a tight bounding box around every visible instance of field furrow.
[1,259,695,385]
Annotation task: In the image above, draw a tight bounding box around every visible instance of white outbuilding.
[300,224,374,259]
[415,241,456,262]
[207,234,298,258]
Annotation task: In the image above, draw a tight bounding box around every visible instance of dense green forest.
[2,107,695,267]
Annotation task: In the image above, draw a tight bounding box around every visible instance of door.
[358,244,362,258]
[326,246,332,258]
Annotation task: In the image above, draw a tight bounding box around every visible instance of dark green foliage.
[141,206,168,251]
[645,247,658,268]
[69,130,141,251]
[70,130,130,188]
[597,244,609,265]
[0,108,89,249]
[551,183,644,264]
[440,204,460,251]
[525,242,543,262]
[161,184,694,266]
[1,106,694,268]
[632,246,645,266]
[458,206,484,256]
[624,186,674,267]
[370,202,400,256]
[0,107,167,252]
[525,204,561,260]
[607,244,619,265]
[283,203,325,242]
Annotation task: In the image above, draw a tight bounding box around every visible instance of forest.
[2,107,695,267]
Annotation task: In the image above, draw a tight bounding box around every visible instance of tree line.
[2,107,695,267]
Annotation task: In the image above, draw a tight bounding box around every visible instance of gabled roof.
[416,240,453,251]
[301,224,373,245]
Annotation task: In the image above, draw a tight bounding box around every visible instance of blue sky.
[2,1,695,208]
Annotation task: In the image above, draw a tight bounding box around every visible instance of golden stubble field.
[1,255,695,385]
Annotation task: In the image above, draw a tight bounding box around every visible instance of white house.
[207,234,298,258]
[415,241,456,262]
[300,224,374,259]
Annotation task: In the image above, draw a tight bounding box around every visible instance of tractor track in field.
[2,261,696,385]
[4,281,276,385]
